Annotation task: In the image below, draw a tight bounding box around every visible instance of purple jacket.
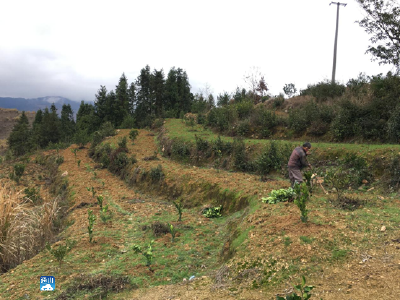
[288,146,308,169]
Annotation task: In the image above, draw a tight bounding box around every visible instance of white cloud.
[0,0,393,101]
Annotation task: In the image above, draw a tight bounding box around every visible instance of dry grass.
[0,180,59,272]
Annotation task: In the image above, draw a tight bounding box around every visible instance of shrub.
[119,115,136,129]
[132,240,154,270]
[235,100,254,119]
[232,138,254,172]
[150,165,164,183]
[236,119,251,136]
[293,183,311,222]
[387,104,400,142]
[74,129,91,148]
[272,94,285,108]
[46,239,76,267]
[108,150,129,175]
[171,139,191,161]
[129,129,139,142]
[24,187,41,204]
[300,80,346,101]
[99,121,116,137]
[330,100,360,141]
[10,163,25,183]
[256,141,282,175]
[118,136,128,150]
[151,118,164,130]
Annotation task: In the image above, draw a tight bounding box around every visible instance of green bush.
[300,80,345,101]
[256,141,282,175]
[150,165,164,183]
[387,104,400,142]
[171,139,191,161]
[129,129,139,142]
[119,115,136,129]
[330,100,360,141]
[232,138,255,172]
[99,121,116,137]
[235,100,254,119]
[118,136,128,150]
[236,119,251,136]
[24,186,41,204]
[108,150,129,175]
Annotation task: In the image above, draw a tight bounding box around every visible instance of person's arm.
[300,152,310,168]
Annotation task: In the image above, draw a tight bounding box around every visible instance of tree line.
[7,65,195,156]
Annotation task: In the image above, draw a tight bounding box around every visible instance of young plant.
[10,163,25,184]
[100,205,112,223]
[132,240,154,271]
[87,209,96,243]
[173,201,183,221]
[86,187,97,198]
[46,239,76,267]
[293,183,310,223]
[97,195,104,209]
[168,223,177,242]
[24,186,41,204]
[276,276,315,300]
[129,129,139,142]
[77,159,81,167]
[71,148,79,161]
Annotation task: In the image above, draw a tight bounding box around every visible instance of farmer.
[287,142,312,187]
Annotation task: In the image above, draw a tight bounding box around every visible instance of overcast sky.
[0,0,394,103]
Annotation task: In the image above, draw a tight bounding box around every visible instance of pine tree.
[94,85,109,121]
[60,104,76,142]
[7,112,32,156]
[40,104,61,147]
[114,73,130,127]
[135,65,153,127]
[152,69,165,117]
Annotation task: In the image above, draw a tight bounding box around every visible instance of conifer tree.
[7,111,32,156]
[114,73,130,127]
[60,104,76,142]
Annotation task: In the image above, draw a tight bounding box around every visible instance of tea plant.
[87,187,97,198]
[46,239,76,267]
[173,201,183,221]
[24,186,41,204]
[97,195,104,209]
[293,183,311,223]
[129,129,139,142]
[276,276,316,300]
[132,240,154,270]
[100,205,112,223]
[10,163,25,184]
[168,223,177,242]
[77,159,81,167]
[71,148,79,161]
[88,210,96,243]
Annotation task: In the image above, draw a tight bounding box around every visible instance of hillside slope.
[0,128,399,299]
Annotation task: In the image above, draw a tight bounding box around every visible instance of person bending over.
[287,142,312,187]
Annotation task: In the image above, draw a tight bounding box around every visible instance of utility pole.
[330,2,347,84]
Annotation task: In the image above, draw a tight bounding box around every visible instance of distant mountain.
[0,96,89,116]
